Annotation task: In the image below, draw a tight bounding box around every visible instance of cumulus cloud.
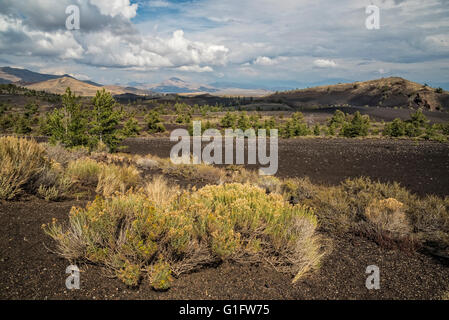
[1,0,449,87]
[313,59,337,68]
[0,1,229,71]
[90,0,138,19]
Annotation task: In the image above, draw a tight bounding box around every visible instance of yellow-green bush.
[44,182,322,289]
[0,136,53,199]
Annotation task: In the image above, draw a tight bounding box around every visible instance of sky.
[0,0,449,89]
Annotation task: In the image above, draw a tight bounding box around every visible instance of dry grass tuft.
[43,143,89,167]
[365,198,411,236]
[96,163,141,197]
[0,136,53,200]
[144,175,180,207]
[67,158,102,186]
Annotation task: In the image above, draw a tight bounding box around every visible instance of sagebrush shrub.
[44,183,322,288]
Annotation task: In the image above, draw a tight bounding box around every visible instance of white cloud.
[253,56,277,66]
[1,0,449,87]
[313,59,337,68]
[89,0,138,19]
[0,2,229,70]
[177,65,214,72]
[147,0,172,8]
[0,14,84,59]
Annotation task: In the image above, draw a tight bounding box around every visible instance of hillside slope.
[266,77,449,111]
[24,77,152,97]
[25,77,112,96]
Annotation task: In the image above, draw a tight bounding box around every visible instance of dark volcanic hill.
[265,77,449,111]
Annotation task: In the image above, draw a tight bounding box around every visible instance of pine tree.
[122,118,142,137]
[14,115,32,135]
[90,89,123,152]
[145,110,166,133]
[47,87,88,147]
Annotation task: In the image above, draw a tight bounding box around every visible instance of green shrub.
[328,110,346,127]
[410,109,429,127]
[220,112,237,128]
[405,122,423,137]
[282,112,310,137]
[122,118,141,137]
[383,118,406,137]
[442,122,449,135]
[145,110,166,133]
[341,112,370,137]
[14,115,32,135]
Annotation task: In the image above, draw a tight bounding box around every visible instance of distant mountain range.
[134,77,271,96]
[138,77,218,93]
[0,67,271,97]
[2,67,447,110]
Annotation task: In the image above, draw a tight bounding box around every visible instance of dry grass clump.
[96,163,140,197]
[144,176,180,207]
[90,152,134,166]
[442,291,449,300]
[35,164,73,201]
[0,137,53,199]
[135,156,159,170]
[407,195,449,250]
[365,198,410,236]
[66,157,141,197]
[220,165,259,184]
[0,137,73,201]
[361,198,414,248]
[67,158,103,186]
[44,182,323,289]
[154,155,225,183]
[43,143,89,167]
